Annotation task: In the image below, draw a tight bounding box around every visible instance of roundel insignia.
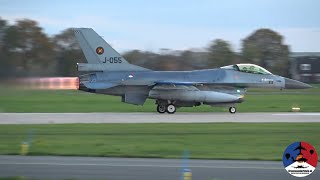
[96,47,104,55]
[283,142,318,177]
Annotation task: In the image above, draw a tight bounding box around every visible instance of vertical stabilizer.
[73,28,149,71]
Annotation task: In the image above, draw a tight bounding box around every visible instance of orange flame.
[16,77,79,90]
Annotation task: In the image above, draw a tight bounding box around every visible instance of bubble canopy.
[221,64,272,75]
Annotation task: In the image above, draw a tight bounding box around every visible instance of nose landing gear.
[229,107,236,114]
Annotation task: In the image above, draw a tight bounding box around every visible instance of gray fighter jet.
[73,28,311,114]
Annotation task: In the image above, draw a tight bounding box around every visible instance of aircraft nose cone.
[284,78,312,89]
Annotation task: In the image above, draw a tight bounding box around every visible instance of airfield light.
[291,104,301,112]
[292,107,301,112]
[20,142,29,155]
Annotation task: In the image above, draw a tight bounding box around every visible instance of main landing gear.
[156,100,176,114]
[157,104,176,114]
[156,104,166,113]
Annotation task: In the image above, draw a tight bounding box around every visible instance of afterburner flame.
[17,77,79,90]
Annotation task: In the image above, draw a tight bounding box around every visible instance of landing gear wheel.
[166,104,176,114]
[157,105,166,113]
[229,107,236,114]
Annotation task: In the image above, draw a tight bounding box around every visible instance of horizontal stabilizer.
[83,82,117,89]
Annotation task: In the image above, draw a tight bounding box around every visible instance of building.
[290,52,320,83]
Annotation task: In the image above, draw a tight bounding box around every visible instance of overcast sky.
[1,0,320,52]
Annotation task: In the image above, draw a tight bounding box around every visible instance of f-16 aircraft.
[73,28,311,114]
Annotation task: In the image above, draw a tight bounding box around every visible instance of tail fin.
[73,28,149,71]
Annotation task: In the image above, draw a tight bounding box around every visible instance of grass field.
[0,178,31,180]
[0,84,319,112]
[0,123,318,161]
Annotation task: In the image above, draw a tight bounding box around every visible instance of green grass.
[0,85,319,112]
[0,178,36,180]
[0,123,318,161]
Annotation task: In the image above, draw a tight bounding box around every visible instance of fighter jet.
[73,28,312,114]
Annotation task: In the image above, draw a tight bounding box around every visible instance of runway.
[1,155,319,180]
[0,112,320,124]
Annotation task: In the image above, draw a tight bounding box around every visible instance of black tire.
[166,104,176,114]
[157,105,166,113]
[229,107,236,114]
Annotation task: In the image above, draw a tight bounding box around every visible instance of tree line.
[0,17,290,78]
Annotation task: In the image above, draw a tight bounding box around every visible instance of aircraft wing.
[152,82,246,98]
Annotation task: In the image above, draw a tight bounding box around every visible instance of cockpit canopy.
[221,64,272,75]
